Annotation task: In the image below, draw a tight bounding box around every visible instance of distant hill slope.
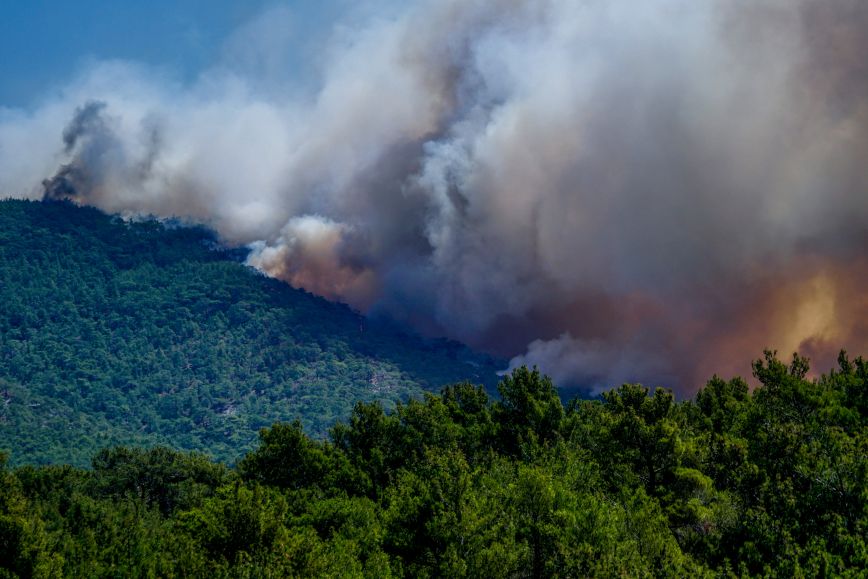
[0,199,501,466]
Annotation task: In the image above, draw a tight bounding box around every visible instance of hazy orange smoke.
[2,0,867,394]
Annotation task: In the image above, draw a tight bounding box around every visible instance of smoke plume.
[1,0,867,393]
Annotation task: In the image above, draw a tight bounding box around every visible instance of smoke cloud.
[1,0,867,393]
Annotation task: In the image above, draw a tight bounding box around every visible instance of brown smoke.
[1,0,867,393]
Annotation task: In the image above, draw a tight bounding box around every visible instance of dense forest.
[0,200,500,466]
[1,200,866,577]
[1,356,866,577]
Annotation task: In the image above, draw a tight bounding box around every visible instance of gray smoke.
[42,100,111,200]
[2,0,867,393]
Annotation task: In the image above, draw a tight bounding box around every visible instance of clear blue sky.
[0,0,342,108]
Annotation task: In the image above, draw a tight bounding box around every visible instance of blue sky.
[0,1,343,108]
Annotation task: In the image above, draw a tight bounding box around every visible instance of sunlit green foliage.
[2,355,866,577]
[1,200,866,576]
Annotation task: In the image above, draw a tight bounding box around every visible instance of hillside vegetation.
[0,199,500,466]
[1,359,866,577]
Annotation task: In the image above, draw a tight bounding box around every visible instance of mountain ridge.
[0,199,502,466]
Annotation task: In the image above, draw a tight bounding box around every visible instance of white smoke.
[1,0,867,392]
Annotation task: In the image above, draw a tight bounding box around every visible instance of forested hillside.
[1,358,866,577]
[0,199,500,466]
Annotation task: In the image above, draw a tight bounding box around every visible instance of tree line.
[2,353,866,577]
